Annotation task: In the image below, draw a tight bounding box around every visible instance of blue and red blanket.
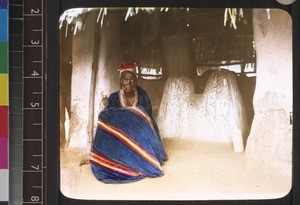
[91,106,167,183]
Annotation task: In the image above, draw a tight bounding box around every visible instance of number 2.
[31,8,40,14]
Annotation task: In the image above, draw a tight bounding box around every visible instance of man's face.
[121,72,137,93]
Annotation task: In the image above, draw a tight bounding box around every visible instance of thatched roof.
[60,8,255,68]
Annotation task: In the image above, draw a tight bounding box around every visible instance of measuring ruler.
[22,0,46,204]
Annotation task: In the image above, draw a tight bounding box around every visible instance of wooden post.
[86,20,101,153]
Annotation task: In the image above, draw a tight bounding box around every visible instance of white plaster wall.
[157,70,248,152]
[252,9,292,111]
[245,9,292,175]
[68,13,96,148]
[157,76,195,138]
[93,11,121,139]
[67,11,122,150]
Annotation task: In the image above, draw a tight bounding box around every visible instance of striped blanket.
[91,106,167,183]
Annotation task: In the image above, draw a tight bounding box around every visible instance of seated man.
[90,61,167,183]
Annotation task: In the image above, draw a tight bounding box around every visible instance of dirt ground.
[60,138,291,201]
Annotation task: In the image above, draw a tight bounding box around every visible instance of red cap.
[117,61,136,77]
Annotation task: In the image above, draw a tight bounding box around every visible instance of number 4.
[31,71,39,76]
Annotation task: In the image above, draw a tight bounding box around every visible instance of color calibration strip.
[0,0,9,204]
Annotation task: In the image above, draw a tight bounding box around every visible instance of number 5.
[31,102,40,108]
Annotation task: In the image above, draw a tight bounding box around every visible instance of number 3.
[31,40,40,45]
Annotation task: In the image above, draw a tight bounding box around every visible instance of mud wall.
[245,9,292,175]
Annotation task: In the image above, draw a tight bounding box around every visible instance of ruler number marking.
[24,1,44,204]
[31,165,40,171]
[31,8,40,14]
[31,102,40,108]
[31,196,40,202]
[31,40,40,45]
[31,71,39,76]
